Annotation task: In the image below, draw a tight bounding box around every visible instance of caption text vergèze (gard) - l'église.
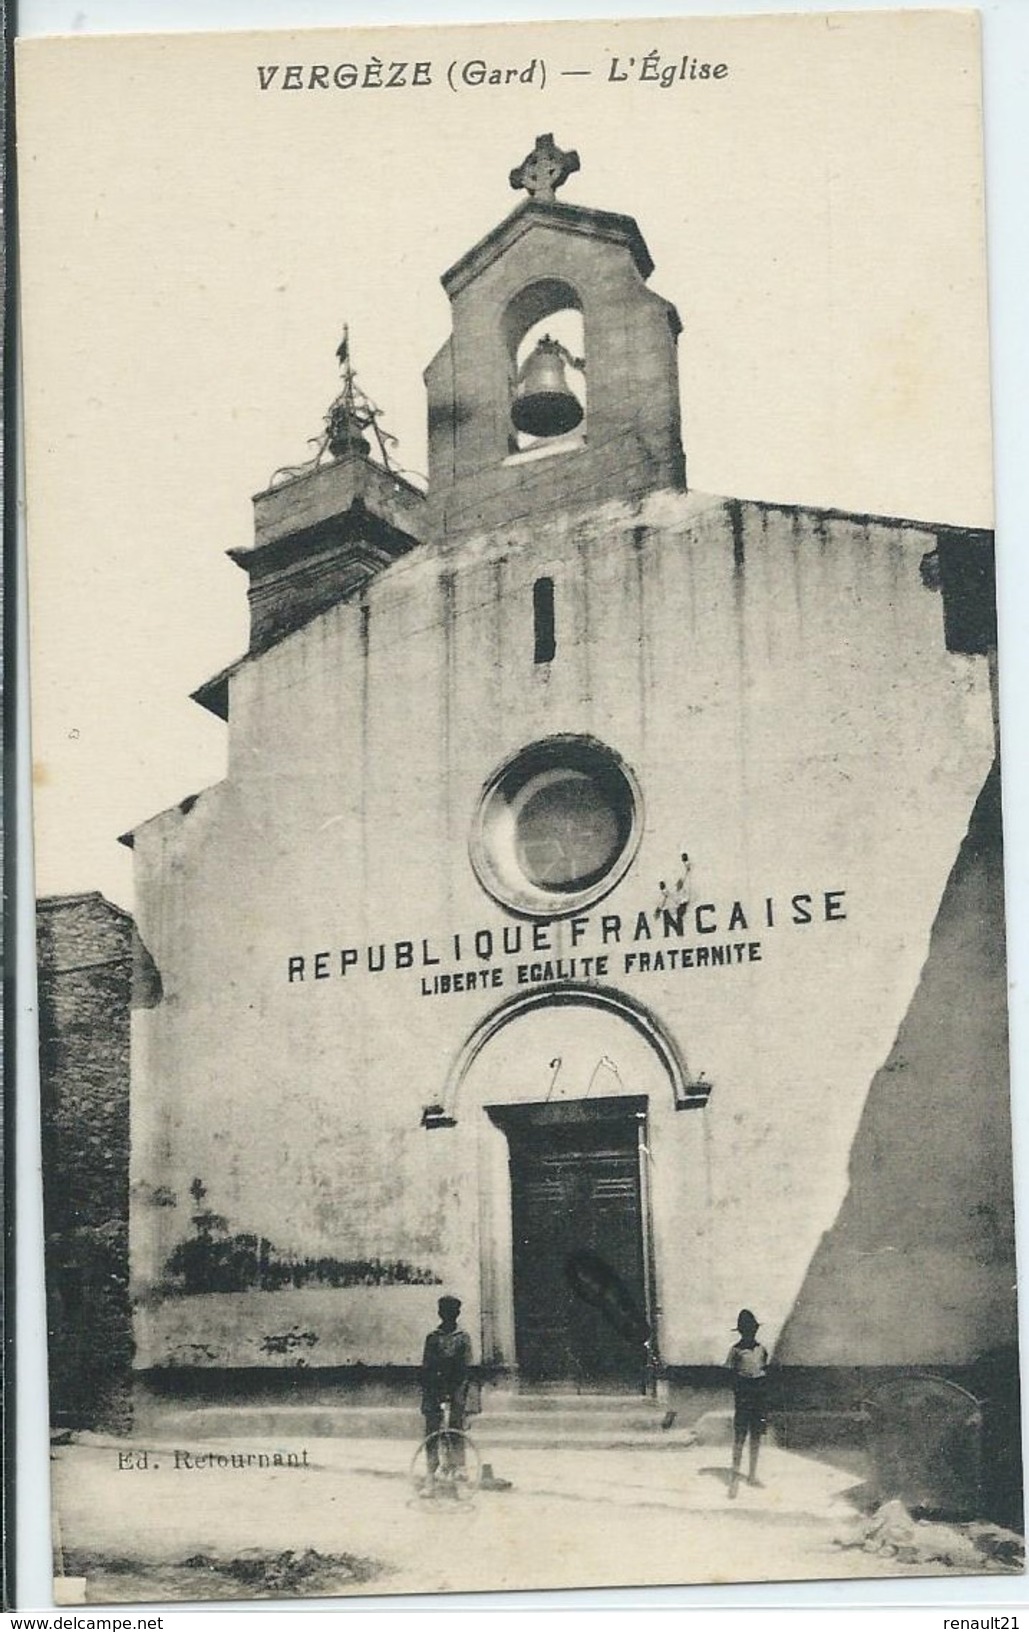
[254,51,731,95]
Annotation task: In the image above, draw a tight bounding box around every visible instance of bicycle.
[409,1399,482,1507]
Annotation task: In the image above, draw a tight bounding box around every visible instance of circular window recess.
[471,736,642,919]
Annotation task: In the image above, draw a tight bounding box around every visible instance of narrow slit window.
[534,577,556,664]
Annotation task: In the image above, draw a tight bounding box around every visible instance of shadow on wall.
[775,763,1021,1524]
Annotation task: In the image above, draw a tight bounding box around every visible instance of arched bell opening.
[502,280,586,457]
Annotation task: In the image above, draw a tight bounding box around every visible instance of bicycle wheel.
[409,1429,482,1504]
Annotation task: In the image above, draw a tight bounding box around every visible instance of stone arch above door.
[423,982,709,1127]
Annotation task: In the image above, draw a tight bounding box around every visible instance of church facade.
[125,138,1013,1421]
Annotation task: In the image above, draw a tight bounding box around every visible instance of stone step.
[484,1391,654,1411]
[691,1408,735,1446]
[149,1406,423,1442]
[690,1408,786,1449]
[482,1409,676,1433]
[144,1402,699,1450]
[467,1424,700,1450]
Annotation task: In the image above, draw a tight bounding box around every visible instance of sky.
[14,7,1009,911]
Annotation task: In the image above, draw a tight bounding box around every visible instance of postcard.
[16,9,1023,1603]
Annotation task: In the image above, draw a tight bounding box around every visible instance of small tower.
[194,331,426,717]
[426,134,686,541]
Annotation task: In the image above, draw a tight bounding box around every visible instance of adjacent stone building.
[37,892,135,1428]
[122,139,1014,1445]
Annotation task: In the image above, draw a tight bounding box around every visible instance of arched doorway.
[490,1093,650,1387]
[450,992,687,1390]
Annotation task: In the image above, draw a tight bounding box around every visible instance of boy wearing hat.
[725,1308,769,1498]
[420,1295,473,1478]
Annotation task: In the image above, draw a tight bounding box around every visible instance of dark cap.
[734,1308,759,1332]
[438,1295,462,1319]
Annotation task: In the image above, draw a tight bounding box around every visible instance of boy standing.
[420,1294,473,1476]
[725,1308,769,1498]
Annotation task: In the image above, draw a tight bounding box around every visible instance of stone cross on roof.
[509,133,581,202]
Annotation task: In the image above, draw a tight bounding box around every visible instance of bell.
[511,337,583,438]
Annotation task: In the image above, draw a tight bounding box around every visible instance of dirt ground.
[51,1434,1015,1605]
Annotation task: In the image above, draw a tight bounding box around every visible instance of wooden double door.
[492,1097,651,1388]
